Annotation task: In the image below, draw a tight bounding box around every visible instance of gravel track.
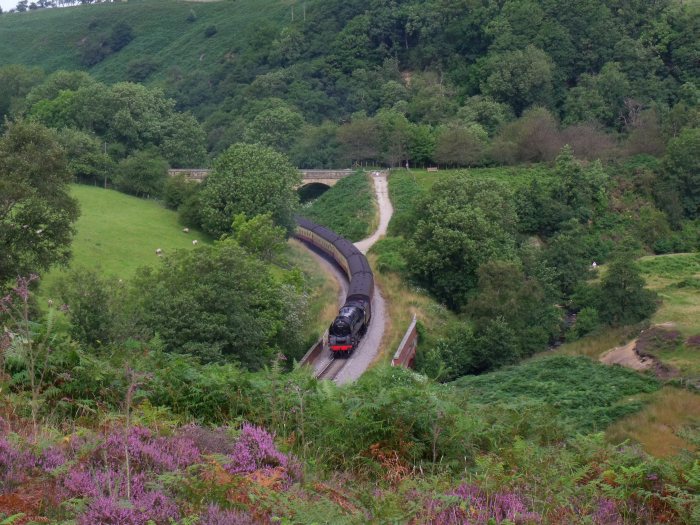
[305,172,393,384]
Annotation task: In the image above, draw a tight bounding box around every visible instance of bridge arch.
[298,182,331,203]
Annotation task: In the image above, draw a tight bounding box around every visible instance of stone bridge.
[168,168,356,188]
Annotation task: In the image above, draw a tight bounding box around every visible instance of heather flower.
[200,504,257,525]
[593,498,623,525]
[423,483,541,524]
[97,426,201,473]
[78,491,179,525]
[178,424,235,455]
[39,445,67,472]
[226,424,287,473]
[0,437,35,491]
[224,423,300,488]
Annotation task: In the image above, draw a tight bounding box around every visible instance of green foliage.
[468,260,561,356]
[131,239,306,368]
[52,267,126,347]
[113,149,168,198]
[163,174,198,211]
[405,177,518,310]
[370,237,407,274]
[569,307,601,340]
[302,172,374,242]
[199,143,300,238]
[661,128,700,220]
[454,356,660,433]
[597,253,659,326]
[231,212,287,263]
[25,74,206,168]
[0,120,79,285]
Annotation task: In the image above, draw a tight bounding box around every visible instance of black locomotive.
[294,216,374,356]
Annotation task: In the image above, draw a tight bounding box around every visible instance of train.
[294,216,374,357]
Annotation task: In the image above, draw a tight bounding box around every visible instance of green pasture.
[41,184,210,294]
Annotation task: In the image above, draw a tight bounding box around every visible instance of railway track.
[316,357,346,381]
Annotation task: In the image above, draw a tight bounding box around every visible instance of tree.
[57,128,114,186]
[337,114,380,165]
[482,45,555,115]
[0,121,79,285]
[598,254,658,326]
[661,128,700,220]
[467,260,560,357]
[199,143,300,237]
[243,106,305,154]
[406,178,518,310]
[131,240,306,368]
[0,64,45,129]
[434,124,486,167]
[231,213,287,263]
[113,150,168,198]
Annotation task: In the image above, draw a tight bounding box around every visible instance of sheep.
[192,240,199,245]
[155,248,163,256]
[183,227,190,233]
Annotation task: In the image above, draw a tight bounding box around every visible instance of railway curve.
[295,172,392,384]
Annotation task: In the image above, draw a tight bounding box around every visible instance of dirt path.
[304,172,393,384]
[354,172,392,254]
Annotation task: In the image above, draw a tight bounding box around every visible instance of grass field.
[40,184,211,295]
[0,0,296,84]
[638,252,700,336]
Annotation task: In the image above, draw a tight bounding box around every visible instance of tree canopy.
[199,143,300,238]
[0,120,79,285]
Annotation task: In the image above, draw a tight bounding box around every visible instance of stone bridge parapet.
[168,168,358,187]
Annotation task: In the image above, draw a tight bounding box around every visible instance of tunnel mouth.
[298,182,331,204]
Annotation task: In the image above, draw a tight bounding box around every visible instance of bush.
[370,237,407,273]
[163,173,198,210]
[204,25,217,38]
[113,150,169,198]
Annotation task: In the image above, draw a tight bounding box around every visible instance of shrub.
[204,25,217,38]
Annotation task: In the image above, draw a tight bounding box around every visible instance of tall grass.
[607,386,700,457]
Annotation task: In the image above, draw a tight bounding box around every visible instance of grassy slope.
[0,0,296,82]
[301,172,375,242]
[557,253,700,457]
[41,184,211,295]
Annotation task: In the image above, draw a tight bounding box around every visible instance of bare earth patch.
[600,339,653,371]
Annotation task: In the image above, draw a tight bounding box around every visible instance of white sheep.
[192,240,199,245]
[156,248,163,256]
[183,227,190,233]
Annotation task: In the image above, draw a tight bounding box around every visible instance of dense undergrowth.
[1,335,699,523]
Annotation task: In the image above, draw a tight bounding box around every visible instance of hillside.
[0,0,293,83]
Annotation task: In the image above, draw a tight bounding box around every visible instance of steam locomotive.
[294,216,374,356]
